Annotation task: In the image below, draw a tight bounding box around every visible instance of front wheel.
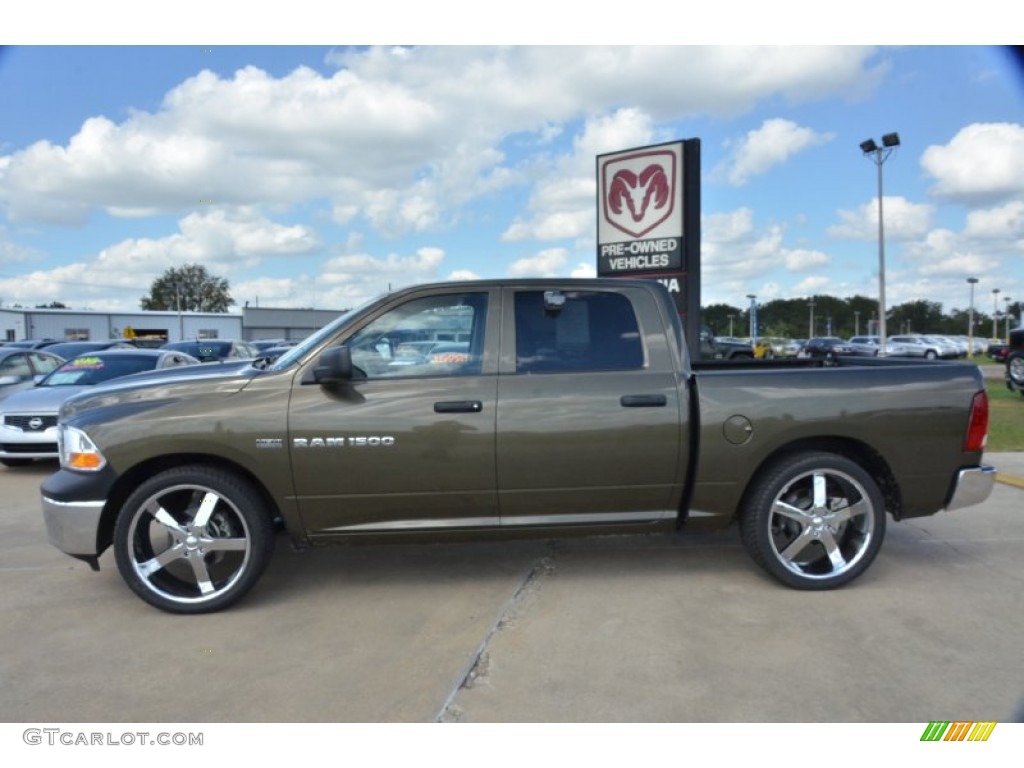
[740,452,886,590]
[113,465,275,613]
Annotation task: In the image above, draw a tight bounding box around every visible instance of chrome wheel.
[742,453,886,589]
[114,467,274,613]
[1009,355,1024,385]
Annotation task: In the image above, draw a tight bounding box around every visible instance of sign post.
[597,139,701,353]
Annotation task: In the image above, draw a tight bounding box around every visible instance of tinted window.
[515,291,643,373]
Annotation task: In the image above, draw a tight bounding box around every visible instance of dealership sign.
[596,139,701,349]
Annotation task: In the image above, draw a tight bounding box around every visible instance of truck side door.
[288,288,500,535]
[495,286,686,527]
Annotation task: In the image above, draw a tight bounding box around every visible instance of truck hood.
[60,361,260,423]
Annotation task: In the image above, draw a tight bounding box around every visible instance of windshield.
[267,295,383,372]
[42,355,159,386]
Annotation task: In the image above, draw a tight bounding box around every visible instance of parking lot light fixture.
[993,288,1001,340]
[967,277,979,355]
[861,132,900,356]
[746,294,757,339]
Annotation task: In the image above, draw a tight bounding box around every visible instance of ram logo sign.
[602,151,676,239]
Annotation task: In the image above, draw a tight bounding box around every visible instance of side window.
[29,353,62,375]
[347,293,487,379]
[515,291,644,373]
[0,353,32,378]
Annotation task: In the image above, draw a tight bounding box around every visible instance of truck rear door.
[495,285,686,527]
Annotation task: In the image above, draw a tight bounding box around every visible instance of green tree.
[141,264,234,312]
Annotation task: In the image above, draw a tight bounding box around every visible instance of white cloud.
[784,249,830,271]
[724,118,833,186]
[792,275,830,294]
[0,209,318,310]
[0,47,884,238]
[921,122,1024,203]
[317,246,448,307]
[828,196,934,240]
[507,248,569,277]
[964,200,1024,239]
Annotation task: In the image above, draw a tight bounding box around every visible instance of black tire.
[113,465,275,614]
[1008,353,1024,387]
[740,452,886,590]
[925,350,937,360]
[0,458,33,468]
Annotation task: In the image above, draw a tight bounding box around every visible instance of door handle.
[620,394,667,408]
[434,400,484,414]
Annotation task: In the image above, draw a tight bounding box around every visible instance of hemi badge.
[255,438,283,449]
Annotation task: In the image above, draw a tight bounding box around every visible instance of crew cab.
[40,279,996,613]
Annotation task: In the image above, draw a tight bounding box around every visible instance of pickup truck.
[40,279,996,613]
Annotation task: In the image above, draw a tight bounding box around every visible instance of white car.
[0,349,198,467]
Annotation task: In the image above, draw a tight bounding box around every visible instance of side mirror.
[313,346,360,384]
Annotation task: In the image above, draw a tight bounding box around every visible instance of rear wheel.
[1008,353,1024,389]
[741,452,886,590]
[113,465,275,613]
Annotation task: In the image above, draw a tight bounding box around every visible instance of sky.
[1,22,1022,321]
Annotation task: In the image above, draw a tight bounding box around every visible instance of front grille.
[1,443,58,454]
[4,415,58,431]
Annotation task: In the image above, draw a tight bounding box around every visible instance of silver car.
[0,349,198,467]
[887,335,946,360]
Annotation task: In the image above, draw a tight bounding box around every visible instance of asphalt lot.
[1,456,1022,723]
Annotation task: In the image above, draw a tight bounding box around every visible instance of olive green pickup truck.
[41,279,996,613]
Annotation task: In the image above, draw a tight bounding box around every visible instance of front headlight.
[58,425,107,472]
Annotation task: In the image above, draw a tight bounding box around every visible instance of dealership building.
[0,305,347,345]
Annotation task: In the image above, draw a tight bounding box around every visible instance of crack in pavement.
[434,556,554,722]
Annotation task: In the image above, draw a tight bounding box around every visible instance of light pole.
[807,299,816,338]
[967,277,979,356]
[729,314,736,338]
[746,294,757,339]
[860,132,900,357]
[992,288,1001,340]
[854,310,861,337]
[1006,297,1014,341]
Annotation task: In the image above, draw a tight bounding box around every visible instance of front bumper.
[944,465,998,512]
[40,467,118,562]
[42,495,105,558]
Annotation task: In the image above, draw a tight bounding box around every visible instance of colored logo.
[920,721,997,741]
[601,150,676,238]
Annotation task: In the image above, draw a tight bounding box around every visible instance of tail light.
[963,390,989,452]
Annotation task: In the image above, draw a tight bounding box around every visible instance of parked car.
[3,338,60,349]
[988,341,1010,362]
[923,335,963,359]
[887,335,946,360]
[848,336,883,356]
[44,340,136,359]
[1005,328,1024,397]
[0,348,65,399]
[0,349,199,466]
[798,337,857,360]
[161,339,259,362]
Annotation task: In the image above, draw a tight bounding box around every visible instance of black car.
[798,337,857,360]
[1005,328,1024,397]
